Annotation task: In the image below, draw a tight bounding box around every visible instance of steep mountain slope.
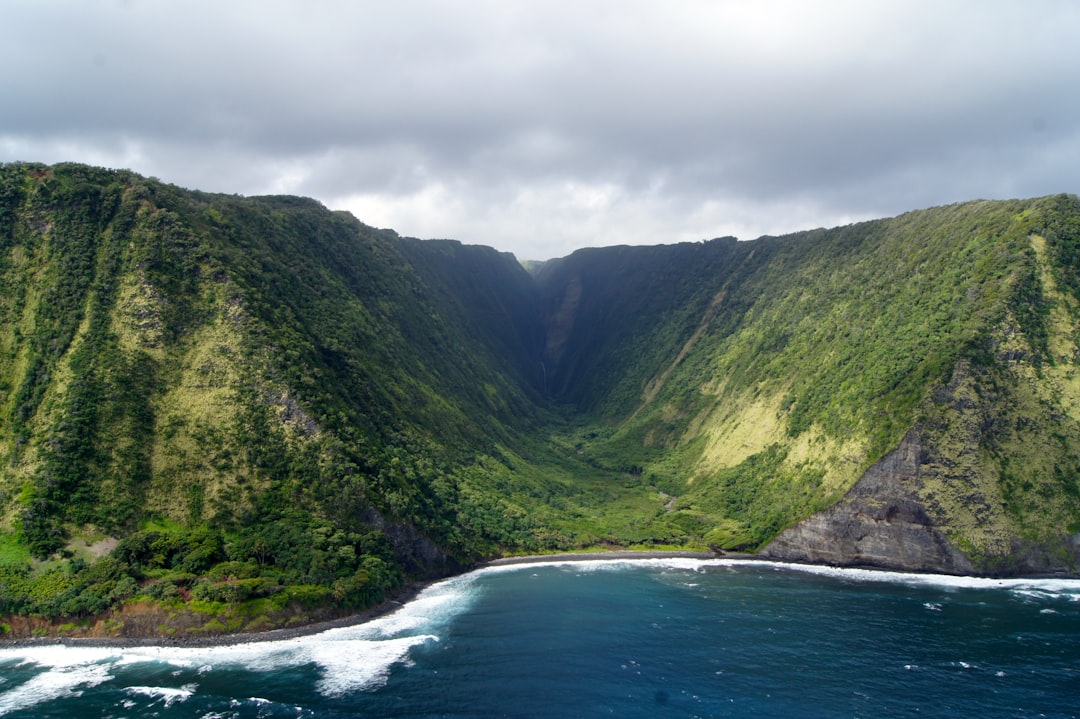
[0,163,656,634]
[763,205,1080,573]
[1,162,1078,638]
[0,165,529,557]
[538,196,1080,573]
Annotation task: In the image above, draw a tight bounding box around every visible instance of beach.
[1,549,722,648]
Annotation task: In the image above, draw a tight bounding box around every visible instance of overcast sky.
[3,1,1079,260]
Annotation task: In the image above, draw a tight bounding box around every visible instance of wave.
[0,570,485,708]
[1,555,1076,712]
[475,555,1080,601]
[725,559,1080,600]
[0,661,113,717]
[125,683,197,707]
[0,631,434,710]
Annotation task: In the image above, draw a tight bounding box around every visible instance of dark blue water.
[1,558,1078,718]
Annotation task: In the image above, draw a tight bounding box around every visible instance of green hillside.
[1,162,1078,638]
[540,198,1080,564]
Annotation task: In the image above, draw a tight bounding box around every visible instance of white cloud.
[2,0,1079,258]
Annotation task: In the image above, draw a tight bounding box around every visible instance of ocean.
[0,558,1078,718]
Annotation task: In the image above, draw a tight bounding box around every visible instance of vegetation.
[537,199,1080,556]
[1,162,1079,636]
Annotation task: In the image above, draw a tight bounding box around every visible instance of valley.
[1,162,1079,638]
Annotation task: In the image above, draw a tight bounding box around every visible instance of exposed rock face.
[761,431,976,574]
[361,508,465,578]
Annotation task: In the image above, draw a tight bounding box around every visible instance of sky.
[3,1,1079,261]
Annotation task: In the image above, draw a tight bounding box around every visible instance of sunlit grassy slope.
[538,196,1080,557]
[0,163,685,631]
[1,162,1078,634]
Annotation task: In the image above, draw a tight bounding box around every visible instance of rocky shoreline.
[8,547,1073,649]
[0,550,722,649]
[480,549,721,566]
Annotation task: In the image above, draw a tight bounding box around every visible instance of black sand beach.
[3,550,722,649]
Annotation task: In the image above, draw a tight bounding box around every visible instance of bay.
[1,558,1078,718]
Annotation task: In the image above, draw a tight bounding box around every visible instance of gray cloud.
[3,0,1079,259]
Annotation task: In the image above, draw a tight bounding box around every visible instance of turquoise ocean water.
[1,558,1078,718]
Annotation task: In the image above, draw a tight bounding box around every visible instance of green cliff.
[1,162,1078,638]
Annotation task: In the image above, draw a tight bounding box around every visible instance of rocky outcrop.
[361,508,466,579]
[761,430,976,574]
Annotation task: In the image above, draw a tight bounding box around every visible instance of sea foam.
[0,662,113,717]
[2,555,1076,711]
[719,559,1080,600]
[0,569,482,707]
[474,556,1080,602]
[125,683,197,707]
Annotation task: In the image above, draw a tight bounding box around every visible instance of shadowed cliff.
[2,162,1079,638]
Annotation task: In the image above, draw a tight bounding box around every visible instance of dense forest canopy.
[2,163,1079,637]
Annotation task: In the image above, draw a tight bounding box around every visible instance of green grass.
[1,162,1078,627]
[542,197,1080,554]
[0,534,30,564]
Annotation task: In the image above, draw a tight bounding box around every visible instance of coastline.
[0,549,724,650]
[9,548,1072,650]
[480,548,722,566]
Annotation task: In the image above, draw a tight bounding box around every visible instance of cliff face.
[536,196,1080,570]
[761,431,976,574]
[763,328,1080,578]
[4,163,1080,640]
[0,163,590,632]
[763,421,1080,576]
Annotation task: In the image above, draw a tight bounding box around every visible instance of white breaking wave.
[474,555,1080,601]
[0,570,484,708]
[721,559,1080,600]
[1,554,1076,712]
[0,662,113,717]
[125,683,197,707]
